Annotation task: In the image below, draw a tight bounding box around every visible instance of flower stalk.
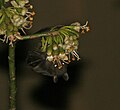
[8,44,16,110]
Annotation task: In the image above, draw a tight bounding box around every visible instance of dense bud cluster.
[0,0,35,46]
[40,21,90,69]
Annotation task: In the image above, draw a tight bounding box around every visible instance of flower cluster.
[0,0,35,46]
[40,21,90,69]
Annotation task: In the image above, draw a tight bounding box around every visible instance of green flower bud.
[59,47,64,53]
[53,50,59,55]
[11,1,19,7]
[53,43,58,50]
[74,46,78,50]
[13,26,18,32]
[5,0,9,2]
[71,22,80,32]
[65,45,71,50]
[46,55,53,62]
[58,43,63,47]
[47,45,52,55]
[74,26,80,32]
[65,40,69,44]
[21,8,28,16]
[13,15,20,21]
[69,36,73,41]
[63,55,68,61]
[8,24,14,31]
[64,35,69,42]
[18,1,26,7]
[73,40,78,46]
[72,35,77,40]
[59,53,65,59]
[0,28,6,35]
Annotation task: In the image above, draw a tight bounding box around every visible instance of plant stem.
[8,44,16,110]
[20,31,59,40]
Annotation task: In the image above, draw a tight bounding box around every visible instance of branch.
[19,31,59,41]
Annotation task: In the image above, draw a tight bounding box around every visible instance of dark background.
[0,0,120,110]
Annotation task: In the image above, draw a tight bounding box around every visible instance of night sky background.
[0,0,120,110]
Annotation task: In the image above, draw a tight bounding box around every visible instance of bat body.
[26,50,69,83]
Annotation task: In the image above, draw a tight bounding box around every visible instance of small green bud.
[65,40,69,44]
[46,55,54,62]
[58,43,63,47]
[13,15,20,21]
[11,1,19,7]
[59,53,65,59]
[5,0,9,2]
[74,46,78,50]
[53,43,58,50]
[71,22,80,32]
[69,36,73,41]
[73,40,78,46]
[47,45,52,55]
[18,1,26,7]
[59,47,64,53]
[72,35,77,40]
[5,18,10,24]
[63,55,68,61]
[65,45,71,50]
[53,50,59,55]
[0,28,6,35]
[64,35,69,42]
[8,24,14,31]
[13,26,18,31]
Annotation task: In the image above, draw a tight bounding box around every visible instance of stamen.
[21,28,26,35]
[68,54,71,63]
[62,60,69,64]
[72,51,80,60]
[23,24,32,29]
[57,60,62,69]
[3,35,7,42]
